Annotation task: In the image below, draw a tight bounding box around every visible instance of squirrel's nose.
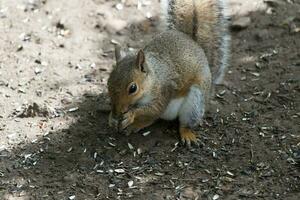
[120,108,128,115]
[118,104,128,115]
[112,100,129,116]
[113,105,128,117]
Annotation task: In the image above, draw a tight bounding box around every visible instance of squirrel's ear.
[114,44,126,64]
[136,49,147,73]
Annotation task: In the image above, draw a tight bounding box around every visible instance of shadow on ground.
[1,1,300,200]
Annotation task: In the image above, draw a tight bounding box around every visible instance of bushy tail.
[161,0,231,84]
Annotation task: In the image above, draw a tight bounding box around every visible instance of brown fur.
[108,30,211,135]
[176,75,202,97]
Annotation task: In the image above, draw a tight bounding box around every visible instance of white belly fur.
[160,98,184,120]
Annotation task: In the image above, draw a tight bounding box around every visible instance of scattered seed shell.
[250,72,260,77]
[69,195,75,200]
[227,171,234,176]
[142,131,151,136]
[128,143,134,150]
[137,148,142,155]
[111,39,119,44]
[114,169,125,173]
[68,107,79,112]
[108,142,116,147]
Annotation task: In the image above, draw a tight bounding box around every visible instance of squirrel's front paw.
[120,111,135,130]
[109,112,118,128]
[123,125,141,136]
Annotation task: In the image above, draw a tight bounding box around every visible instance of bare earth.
[0,0,299,199]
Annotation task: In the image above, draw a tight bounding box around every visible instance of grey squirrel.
[107,0,231,147]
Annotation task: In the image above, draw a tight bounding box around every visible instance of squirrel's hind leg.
[178,85,206,147]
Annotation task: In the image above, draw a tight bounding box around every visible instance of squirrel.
[107,0,231,147]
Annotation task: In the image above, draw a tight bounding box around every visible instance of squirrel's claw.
[123,126,141,136]
[180,127,199,148]
[109,112,118,128]
[120,111,135,130]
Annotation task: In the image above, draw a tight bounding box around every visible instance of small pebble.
[115,3,123,10]
[128,180,134,188]
[213,194,220,200]
[231,17,251,30]
[69,195,75,200]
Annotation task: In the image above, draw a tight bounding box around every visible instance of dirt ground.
[0,0,299,199]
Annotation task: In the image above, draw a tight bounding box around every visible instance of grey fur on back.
[144,30,211,99]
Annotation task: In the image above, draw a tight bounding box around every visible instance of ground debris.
[23,0,45,11]
[17,102,49,118]
[0,0,299,199]
[264,0,285,7]
[231,17,251,30]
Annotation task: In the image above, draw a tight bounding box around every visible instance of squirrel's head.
[107,45,149,119]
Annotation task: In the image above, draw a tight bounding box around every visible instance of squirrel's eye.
[128,83,138,95]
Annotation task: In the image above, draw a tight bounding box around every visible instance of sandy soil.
[0,0,299,199]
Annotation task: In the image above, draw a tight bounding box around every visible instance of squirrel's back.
[161,0,230,84]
